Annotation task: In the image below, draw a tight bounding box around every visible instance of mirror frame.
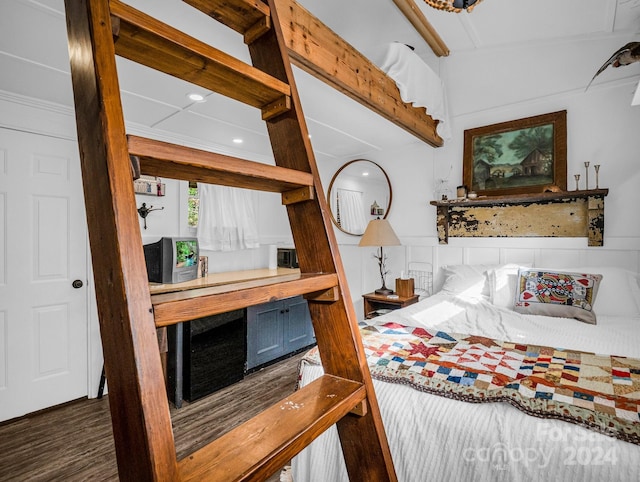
[327,159,393,236]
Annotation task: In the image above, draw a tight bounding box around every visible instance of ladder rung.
[184,0,271,44]
[110,0,290,120]
[178,374,366,481]
[128,135,313,193]
[151,273,338,326]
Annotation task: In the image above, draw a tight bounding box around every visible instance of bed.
[292,264,640,482]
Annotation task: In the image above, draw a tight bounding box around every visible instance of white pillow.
[440,264,494,299]
[487,263,532,309]
[573,266,640,317]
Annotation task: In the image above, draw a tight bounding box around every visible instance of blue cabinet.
[246,296,315,370]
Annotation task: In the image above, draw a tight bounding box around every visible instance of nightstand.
[362,292,419,319]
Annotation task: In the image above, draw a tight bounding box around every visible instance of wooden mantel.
[430,189,608,246]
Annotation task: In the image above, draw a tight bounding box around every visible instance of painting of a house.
[520,149,552,177]
[464,111,567,196]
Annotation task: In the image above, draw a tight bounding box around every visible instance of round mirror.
[327,159,392,236]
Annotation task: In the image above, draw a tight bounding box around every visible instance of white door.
[0,127,88,421]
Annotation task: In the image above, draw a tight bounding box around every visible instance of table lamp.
[359,218,401,295]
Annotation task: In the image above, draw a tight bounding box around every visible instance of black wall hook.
[137,202,164,229]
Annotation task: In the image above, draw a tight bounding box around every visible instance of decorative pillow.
[440,264,494,299]
[514,269,602,324]
[488,263,532,309]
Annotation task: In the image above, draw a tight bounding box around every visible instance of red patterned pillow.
[514,269,602,324]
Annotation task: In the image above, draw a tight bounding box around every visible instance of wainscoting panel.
[327,237,639,322]
[398,237,640,295]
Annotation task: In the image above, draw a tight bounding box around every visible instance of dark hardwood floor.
[0,352,306,481]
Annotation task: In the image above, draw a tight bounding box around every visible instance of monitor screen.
[175,239,198,268]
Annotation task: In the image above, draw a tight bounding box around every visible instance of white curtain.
[197,184,260,251]
[336,188,367,234]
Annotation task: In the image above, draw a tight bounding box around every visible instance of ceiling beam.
[392,0,449,57]
[273,0,443,147]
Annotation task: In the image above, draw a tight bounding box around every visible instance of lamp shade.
[358,219,401,247]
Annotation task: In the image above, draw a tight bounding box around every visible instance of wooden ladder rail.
[63,0,397,480]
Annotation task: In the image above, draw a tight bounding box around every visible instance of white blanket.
[292,292,640,482]
[379,42,451,141]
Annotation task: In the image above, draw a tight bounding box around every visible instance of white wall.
[153,64,640,318]
[313,38,640,318]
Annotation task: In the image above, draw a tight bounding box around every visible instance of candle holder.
[594,164,600,189]
[584,161,590,190]
[574,174,580,191]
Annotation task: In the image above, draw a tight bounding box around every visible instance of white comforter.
[292,292,640,482]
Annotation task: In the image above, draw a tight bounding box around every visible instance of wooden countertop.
[149,267,301,295]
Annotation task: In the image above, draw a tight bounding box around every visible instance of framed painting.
[463,110,567,196]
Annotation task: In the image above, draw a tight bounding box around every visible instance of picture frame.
[463,110,567,196]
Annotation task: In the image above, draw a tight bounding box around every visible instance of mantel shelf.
[430,189,608,246]
[429,189,609,207]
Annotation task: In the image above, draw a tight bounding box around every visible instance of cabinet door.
[246,300,285,370]
[283,296,315,353]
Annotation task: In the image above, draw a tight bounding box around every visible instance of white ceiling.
[1,0,639,163]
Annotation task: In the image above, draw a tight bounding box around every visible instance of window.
[188,181,199,227]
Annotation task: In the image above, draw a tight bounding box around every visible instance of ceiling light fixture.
[187,93,206,102]
[423,0,482,13]
[232,138,243,144]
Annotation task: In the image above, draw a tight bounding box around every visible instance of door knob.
[72,279,84,289]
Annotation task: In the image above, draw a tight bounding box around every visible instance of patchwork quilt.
[303,322,640,444]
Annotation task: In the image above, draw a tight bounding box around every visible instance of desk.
[362,292,419,319]
[153,268,300,407]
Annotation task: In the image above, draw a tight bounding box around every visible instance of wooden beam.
[111,0,291,120]
[273,0,443,147]
[392,0,449,57]
[64,0,179,479]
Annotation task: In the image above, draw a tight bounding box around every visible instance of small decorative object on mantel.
[584,161,590,189]
[574,164,601,190]
[435,178,452,201]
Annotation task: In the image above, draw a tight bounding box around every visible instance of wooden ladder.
[64,0,396,480]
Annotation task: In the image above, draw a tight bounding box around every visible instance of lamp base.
[375,287,394,295]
